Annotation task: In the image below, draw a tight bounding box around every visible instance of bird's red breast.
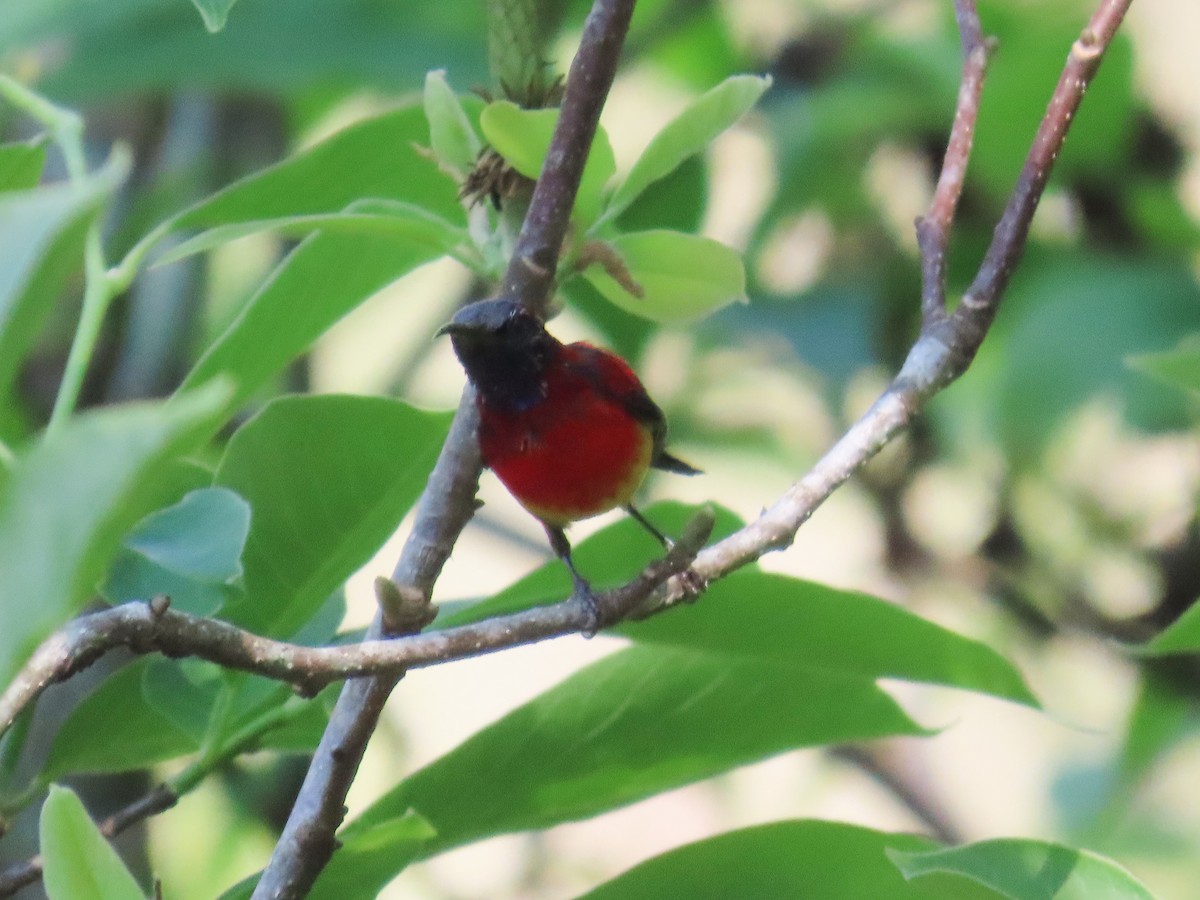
[477,342,655,526]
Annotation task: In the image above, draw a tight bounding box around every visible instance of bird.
[438,298,700,626]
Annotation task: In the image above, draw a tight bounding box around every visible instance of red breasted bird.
[439,298,699,624]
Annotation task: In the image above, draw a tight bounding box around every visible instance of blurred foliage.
[0,0,1198,898]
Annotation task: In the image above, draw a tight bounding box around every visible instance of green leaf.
[214,395,451,637]
[987,255,1200,458]
[0,381,231,684]
[44,661,197,779]
[123,487,250,582]
[178,230,441,409]
[615,571,1038,706]
[189,0,238,32]
[142,659,223,743]
[345,645,923,857]
[24,3,488,104]
[171,106,466,407]
[308,813,437,900]
[1128,333,1200,396]
[0,152,126,401]
[0,138,47,193]
[1141,600,1200,656]
[1116,670,1193,788]
[581,820,936,900]
[601,74,770,226]
[156,200,472,269]
[102,549,238,618]
[216,812,436,900]
[40,785,146,900]
[174,104,461,231]
[424,70,481,177]
[889,838,1157,900]
[579,230,746,323]
[478,100,616,226]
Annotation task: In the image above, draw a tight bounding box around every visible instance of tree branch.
[916,0,991,321]
[0,0,1132,893]
[631,0,1133,613]
[252,1,638,896]
[0,510,713,745]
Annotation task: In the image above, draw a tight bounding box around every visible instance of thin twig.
[638,0,1133,615]
[916,0,991,321]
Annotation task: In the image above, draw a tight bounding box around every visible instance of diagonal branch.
[0,1,1133,893]
[0,512,713,743]
[635,0,1133,612]
[252,2,638,897]
[916,0,992,322]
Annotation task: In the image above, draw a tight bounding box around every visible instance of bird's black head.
[437,299,560,410]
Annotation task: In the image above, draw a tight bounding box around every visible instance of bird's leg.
[543,522,602,634]
[624,504,671,549]
[625,504,707,602]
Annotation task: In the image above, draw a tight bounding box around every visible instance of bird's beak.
[434,322,458,338]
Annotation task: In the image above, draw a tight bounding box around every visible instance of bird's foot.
[678,567,707,603]
[571,578,604,637]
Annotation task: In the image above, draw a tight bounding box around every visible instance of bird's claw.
[678,567,707,603]
[572,579,604,637]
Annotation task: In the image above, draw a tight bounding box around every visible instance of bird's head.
[437,299,559,409]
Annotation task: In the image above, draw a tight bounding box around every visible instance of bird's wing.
[563,343,700,475]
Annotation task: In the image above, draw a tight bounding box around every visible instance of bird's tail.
[654,450,702,476]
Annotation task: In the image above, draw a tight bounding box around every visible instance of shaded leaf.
[123,487,250,582]
[989,255,1200,458]
[214,395,450,637]
[345,645,923,857]
[0,152,126,401]
[0,138,47,193]
[157,200,471,269]
[0,381,231,684]
[615,570,1038,706]
[581,820,936,900]
[424,70,481,177]
[189,0,238,32]
[44,661,196,779]
[40,785,145,900]
[890,837,1157,900]
[102,549,237,617]
[142,659,223,743]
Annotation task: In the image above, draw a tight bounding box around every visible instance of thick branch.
[251,398,483,899]
[254,2,637,894]
[0,510,713,744]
